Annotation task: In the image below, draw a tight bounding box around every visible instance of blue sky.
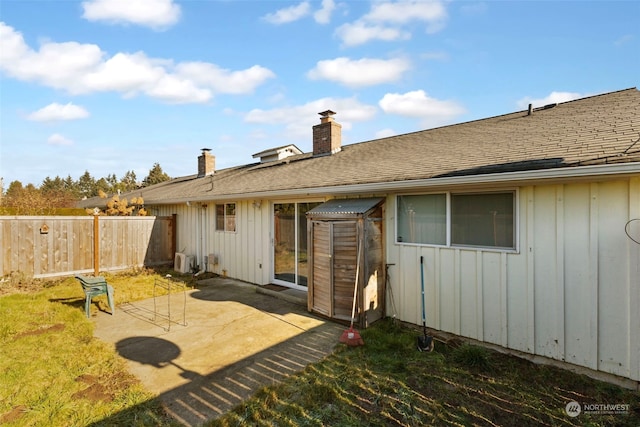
[1,0,638,187]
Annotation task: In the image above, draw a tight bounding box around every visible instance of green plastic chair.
[75,275,115,318]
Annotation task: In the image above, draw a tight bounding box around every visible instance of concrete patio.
[92,277,344,426]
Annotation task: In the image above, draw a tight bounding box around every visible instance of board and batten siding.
[386,177,640,382]
[156,200,271,284]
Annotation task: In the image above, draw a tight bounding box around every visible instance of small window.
[397,194,446,244]
[396,191,516,250]
[216,203,236,232]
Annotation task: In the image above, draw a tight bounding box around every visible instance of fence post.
[94,215,100,276]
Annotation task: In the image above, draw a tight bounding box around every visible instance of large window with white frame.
[397,191,516,250]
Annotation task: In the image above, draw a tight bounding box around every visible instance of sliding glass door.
[273,202,321,289]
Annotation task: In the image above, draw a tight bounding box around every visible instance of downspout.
[193,203,200,274]
[194,204,207,276]
[202,204,209,273]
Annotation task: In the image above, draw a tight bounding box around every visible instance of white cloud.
[314,0,336,24]
[245,97,377,139]
[175,63,275,94]
[335,22,410,47]
[145,74,212,104]
[307,57,410,87]
[0,23,274,104]
[47,133,74,146]
[0,24,104,91]
[262,2,310,24]
[28,102,90,122]
[336,0,448,46]
[82,52,166,95]
[379,90,465,127]
[82,0,181,29]
[516,91,585,109]
[364,0,447,31]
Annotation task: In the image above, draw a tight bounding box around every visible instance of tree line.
[0,163,170,216]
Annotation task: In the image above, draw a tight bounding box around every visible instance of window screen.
[397,194,446,245]
[451,193,514,248]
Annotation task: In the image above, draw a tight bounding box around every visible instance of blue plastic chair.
[75,275,115,318]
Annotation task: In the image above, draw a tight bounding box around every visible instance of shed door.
[310,220,358,321]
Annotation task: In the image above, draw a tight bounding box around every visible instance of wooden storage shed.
[306,198,385,328]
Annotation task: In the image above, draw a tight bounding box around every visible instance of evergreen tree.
[63,175,79,198]
[106,173,118,193]
[95,177,111,195]
[40,176,64,194]
[4,180,24,200]
[77,171,97,198]
[40,176,76,208]
[120,170,138,192]
[142,163,170,187]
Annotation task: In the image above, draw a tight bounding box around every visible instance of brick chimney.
[313,110,341,156]
[198,148,215,177]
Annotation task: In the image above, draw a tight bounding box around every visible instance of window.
[397,194,446,245]
[451,193,514,248]
[397,191,515,250]
[215,203,236,232]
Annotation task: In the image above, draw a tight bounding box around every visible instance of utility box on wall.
[306,198,385,328]
[174,252,195,274]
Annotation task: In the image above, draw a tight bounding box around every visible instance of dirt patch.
[109,370,138,391]
[76,374,99,384]
[13,323,65,340]
[0,405,28,424]
[0,282,44,296]
[0,272,61,296]
[73,375,114,402]
[72,371,138,403]
[72,384,114,402]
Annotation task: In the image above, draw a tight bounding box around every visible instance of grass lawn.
[1,269,639,426]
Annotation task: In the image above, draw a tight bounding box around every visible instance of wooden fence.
[0,215,176,278]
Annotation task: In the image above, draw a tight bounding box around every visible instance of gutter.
[147,162,640,205]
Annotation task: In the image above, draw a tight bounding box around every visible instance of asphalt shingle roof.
[80,88,640,207]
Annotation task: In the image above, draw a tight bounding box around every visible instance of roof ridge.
[548,86,638,107]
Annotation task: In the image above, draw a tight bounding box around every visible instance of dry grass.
[0,267,203,426]
[1,270,639,426]
[210,320,640,427]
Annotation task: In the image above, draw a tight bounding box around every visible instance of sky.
[0,0,638,188]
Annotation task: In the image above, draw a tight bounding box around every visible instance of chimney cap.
[201,147,211,152]
[318,110,336,117]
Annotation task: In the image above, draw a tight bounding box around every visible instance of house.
[81,88,640,387]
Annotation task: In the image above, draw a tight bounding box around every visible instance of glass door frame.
[271,199,324,290]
